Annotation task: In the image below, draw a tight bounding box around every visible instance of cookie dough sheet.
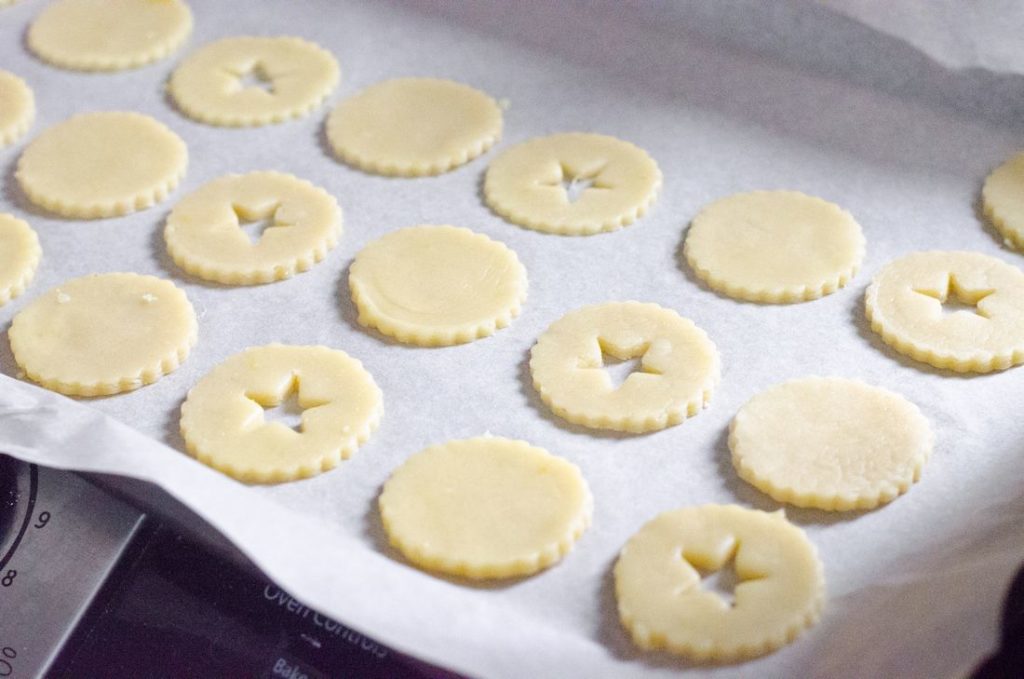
[2,2,1024,679]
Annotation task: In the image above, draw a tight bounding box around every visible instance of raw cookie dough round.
[180,344,382,484]
[17,111,187,218]
[0,214,41,307]
[28,0,192,71]
[9,273,197,396]
[165,171,341,285]
[614,504,825,662]
[349,225,526,346]
[530,302,719,433]
[379,437,592,579]
[730,377,933,511]
[169,36,339,127]
[483,132,661,235]
[684,191,865,303]
[982,151,1024,252]
[0,71,34,148]
[325,78,502,177]
[865,251,1024,372]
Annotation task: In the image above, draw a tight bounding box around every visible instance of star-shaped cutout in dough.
[542,161,612,203]
[580,338,662,389]
[914,274,995,318]
[686,539,764,609]
[246,375,328,433]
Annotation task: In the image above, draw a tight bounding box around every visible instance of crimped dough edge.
[27,1,193,72]
[483,133,663,236]
[864,257,1024,373]
[684,190,866,303]
[0,215,41,307]
[378,436,593,579]
[728,377,933,511]
[16,112,188,219]
[614,505,825,662]
[530,302,720,433]
[9,273,198,396]
[982,178,1024,252]
[349,226,527,346]
[168,36,339,127]
[179,344,383,484]
[164,171,342,285]
[0,73,34,148]
[326,78,502,177]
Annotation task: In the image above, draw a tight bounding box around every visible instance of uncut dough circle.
[0,71,34,148]
[169,36,339,127]
[17,111,187,218]
[165,171,341,285]
[730,377,933,511]
[685,191,865,303]
[983,151,1024,252]
[379,437,592,579]
[9,273,197,396]
[28,0,192,71]
[614,504,825,662]
[349,225,527,346]
[484,132,662,235]
[326,78,502,177]
[865,251,1024,372]
[0,214,41,307]
[530,302,720,432]
[180,344,383,484]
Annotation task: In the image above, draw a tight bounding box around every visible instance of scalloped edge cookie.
[27,0,193,72]
[530,301,720,433]
[483,132,662,236]
[349,225,527,346]
[9,273,197,396]
[168,36,339,127]
[165,171,342,285]
[379,436,592,579]
[982,151,1024,252]
[729,377,933,511]
[0,214,41,307]
[326,77,502,177]
[180,344,383,484]
[0,71,34,148]
[684,190,865,303]
[614,504,825,662]
[865,250,1024,373]
[16,111,188,219]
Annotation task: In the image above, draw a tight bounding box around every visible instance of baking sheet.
[2,1,1024,677]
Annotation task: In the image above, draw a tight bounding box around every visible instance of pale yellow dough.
[9,273,197,396]
[0,214,41,307]
[165,171,341,285]
[614,504,825,662]
[326,78,502,177]
[169,36,339,127]
[685,191,865,303]
[379,437,592,579]
[730,377,932,511]
[349,225,526,346]
[530,302,719,433]
[982,151,1024,251]
[28,0,192,71]
[180,344,382,484]
[484,132,661,235]
[17,111,187,218]
[865,251,1024,372]
[0,71,34,148]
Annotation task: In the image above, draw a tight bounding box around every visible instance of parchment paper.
[2,1,1024,677]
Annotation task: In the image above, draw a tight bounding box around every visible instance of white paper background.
[2,1,1024,677]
